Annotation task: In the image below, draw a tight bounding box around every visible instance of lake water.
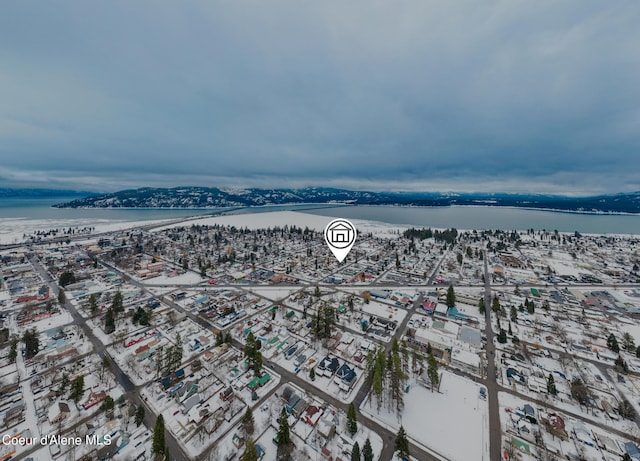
[304,205,640,235]
[1,198,639,237]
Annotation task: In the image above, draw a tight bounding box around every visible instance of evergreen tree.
[400,340,409,376]
[510,305,517,322]
[245,332,257,361]
[372,349,386,411]
[152,414,166,457]
[547,373,557,395]
[508,322,513,336]
[497,328,507,344]
[615,355,629,373]
[58,289,66,305]
[22,329,40,359]
[427,353,439,392]
[492,295,500,312]
[253,351,263,376]
[478,297,485,314]
[7,337,18,363]
[446,285,456,308]
[350,441,361,461]
[69,375,85,403]
[276,407,293,460]
[58,271,76,287]
[132,306,151,326]
[526,299,535,314]
[242,406,255,436]
[135,405,145,427]
[388,347,406,416]
[362,438,374,461]
[410,346,418,375]
[89,293,98,315]
[622,332,636,351]
[112,291,124,315]
[313,311,322,337]
[172,333,183,369]
[100,396,115,412]
[618,399,637,420]
[323,305,334,337]
[607,333,620,353]
[241,439,259,461]
[104,308,116,334]
[347,402,358,436]
[59,372,69,395]
[309,367,316,381]
[394,426,410,460]
[99,355,111,381]
[570,378,591,406]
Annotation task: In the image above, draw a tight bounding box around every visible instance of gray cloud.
[1,1,639,193]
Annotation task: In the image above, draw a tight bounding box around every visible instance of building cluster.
[1,220,640,461]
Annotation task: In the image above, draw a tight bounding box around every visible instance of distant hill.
[0,188,97,198]
[52,187,640,214]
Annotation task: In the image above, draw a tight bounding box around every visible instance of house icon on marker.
[328,222,352,244]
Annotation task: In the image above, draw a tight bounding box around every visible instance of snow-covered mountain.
[52,187,640,213]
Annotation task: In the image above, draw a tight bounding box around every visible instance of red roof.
[135,344,149,354]
[306,405,320,416]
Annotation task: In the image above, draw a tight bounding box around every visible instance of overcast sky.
[1,1,639,194]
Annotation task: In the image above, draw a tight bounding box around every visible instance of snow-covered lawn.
[361,370,489,461]
[142,271,204,285]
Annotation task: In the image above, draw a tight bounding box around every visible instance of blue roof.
[342,369,357,383]
[625,441,640,456]
[336,363,351,378]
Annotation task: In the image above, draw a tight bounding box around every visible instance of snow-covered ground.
[361,370,489,461]
[142,271,204,285]
[152,211,405,237]
[0,217,174,244]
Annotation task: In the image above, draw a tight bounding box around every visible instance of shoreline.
[3,203,640,245]
[49,202,640,216]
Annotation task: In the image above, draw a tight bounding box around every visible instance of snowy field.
[361,370,489,461]
[152,211,405,237]
[0,217,174,244]
[142,271,204,285]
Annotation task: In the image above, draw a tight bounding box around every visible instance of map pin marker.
[324,218,357,263]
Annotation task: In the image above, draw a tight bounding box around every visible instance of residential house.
[48,401,71,425]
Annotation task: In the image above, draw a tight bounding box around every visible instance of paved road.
[28,255,190,461]
[21,229,484,461]
[483,252,502,461]
[102,255,445,460]
[230,337,439,461]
